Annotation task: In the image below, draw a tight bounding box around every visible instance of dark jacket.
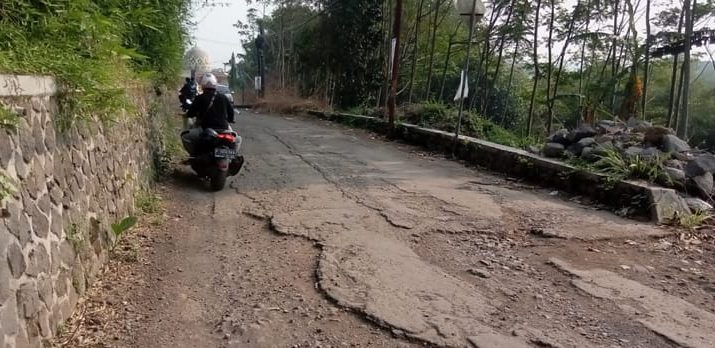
[180,81,197,99]
[186,89,235,130]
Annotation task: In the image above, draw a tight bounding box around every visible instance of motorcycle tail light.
[217,133,236,142]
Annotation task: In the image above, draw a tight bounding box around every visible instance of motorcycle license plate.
[214,148,237,158]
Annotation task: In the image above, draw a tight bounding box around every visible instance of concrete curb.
[0,75,56,97]
[307,110,672,222]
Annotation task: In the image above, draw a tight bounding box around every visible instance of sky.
[191,0,273,69]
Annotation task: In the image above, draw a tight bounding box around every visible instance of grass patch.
[148,96,183,180]
[676,210,712,230]
[135,190,162,215]
[135,189,165,226]
[592,149,671,187]
[0,106,19,131]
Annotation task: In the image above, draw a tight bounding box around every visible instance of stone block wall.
[0,75,153,347]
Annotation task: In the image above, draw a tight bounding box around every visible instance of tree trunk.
[439,23,461,101]
[527,0,542,136]
[407,0,426,104]
[610,0,619,114]
[424,0,443,100]
[545,0,556,134]
[550,2,578,129]
[484,0,515,115]
[672,59,685,128]
[507,41,518,90]
[641,0,651,119]
[476,4,503,114]
[378,0,392,109]
[388,0,403,129]
[578,15,589,97]
[677,0,694,139]
[666,9,685,126]
[280,11,285,89]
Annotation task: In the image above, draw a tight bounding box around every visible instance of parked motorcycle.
[185,128,244,191]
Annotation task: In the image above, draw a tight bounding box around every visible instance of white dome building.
[183,46,212,79]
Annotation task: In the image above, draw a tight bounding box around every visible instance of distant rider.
[181,73,237,157]
[179,77,197,108]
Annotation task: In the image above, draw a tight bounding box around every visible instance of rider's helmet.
[200,73,218,89]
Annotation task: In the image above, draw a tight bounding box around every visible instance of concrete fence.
[307,110,682,223]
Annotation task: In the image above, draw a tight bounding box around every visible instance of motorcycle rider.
[181,73,239,157]
[179,77,197,109]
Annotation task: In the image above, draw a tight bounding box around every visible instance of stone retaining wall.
[0,75,152,347]
[307,110,668,220]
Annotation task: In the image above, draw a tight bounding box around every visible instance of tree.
[677,0,694,138]
[527,0,542,136]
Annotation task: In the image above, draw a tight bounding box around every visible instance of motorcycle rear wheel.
[210,170,228,191]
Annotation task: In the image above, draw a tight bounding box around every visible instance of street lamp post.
[453,0,485,155]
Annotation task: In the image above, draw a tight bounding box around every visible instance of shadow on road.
[170,166,209,192]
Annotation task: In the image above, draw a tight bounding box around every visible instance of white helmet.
[200,73,218,89]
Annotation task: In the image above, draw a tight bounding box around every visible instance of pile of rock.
[542,118,691,161]
[540,118,715,210]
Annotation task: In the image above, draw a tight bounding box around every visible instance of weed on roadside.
[135,189,166,226]
[592,149,671,186]
[136,190,162,215]
[111,216,138,249]
[676,211,712,230]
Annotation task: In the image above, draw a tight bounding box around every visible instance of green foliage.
[323,0,383,108]
[135,187,166,226]
[111,216,138,240]
[236,1,383,108]
[148,97,183,180]
[676,210,712,230]
[0,0,191,128]
[135,190,162,215]
[0,106,19,131]
[592,149,672,186]
[402,102,536,148]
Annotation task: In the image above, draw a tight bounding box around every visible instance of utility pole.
[387,0,403,131]
[256,22,267,98]
[453,0,480,154]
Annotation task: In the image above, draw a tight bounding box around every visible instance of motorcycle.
[185,127,244,191]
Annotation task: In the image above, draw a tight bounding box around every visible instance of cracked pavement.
[72,112,715,348]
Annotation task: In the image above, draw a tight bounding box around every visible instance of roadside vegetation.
[0,0,192,128]
[232,0,715,148]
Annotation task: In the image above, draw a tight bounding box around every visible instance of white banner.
[254,76,262,91]
[454,70,469,102]
[389,38,397,77]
